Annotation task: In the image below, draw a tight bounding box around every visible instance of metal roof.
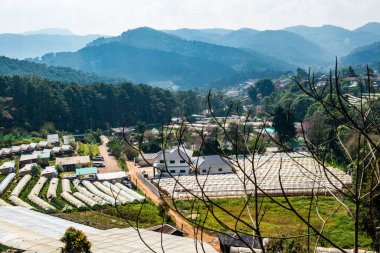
[0,206,217,253]
[76,167,98,175]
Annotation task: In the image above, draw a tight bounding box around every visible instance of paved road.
[97,136,121,174]
[126,161,219,251]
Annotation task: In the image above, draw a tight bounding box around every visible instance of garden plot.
[73,180,107,206]
[0,173,15,195]
[47,178,59,199]
[60,179,86,209]
[82,180,118,205]
[114,182,145,202]
[93,181,130,204]
[8,175,33,209]
[28,176,56,211]
[102,181,136,202]
[153,155,352,199]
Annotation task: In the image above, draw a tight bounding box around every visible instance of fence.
[137,173,161,198]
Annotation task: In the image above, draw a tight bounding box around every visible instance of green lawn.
[77,142,100,157]
[173,196,372,249]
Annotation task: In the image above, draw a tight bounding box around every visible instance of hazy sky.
[1,0,380,35]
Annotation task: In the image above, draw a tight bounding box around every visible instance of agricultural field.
[0,173,166,231]
[173,197,372,249]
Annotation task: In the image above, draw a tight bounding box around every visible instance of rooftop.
[56,156,90,166]
[97,171,127,181]
[76,167,98,175]
[0,206,216,253]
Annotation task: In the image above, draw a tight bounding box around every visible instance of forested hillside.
[0,76,206,131]
[0,56,123,84]
[343,42,380,65]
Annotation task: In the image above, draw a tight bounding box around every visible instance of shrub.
[60,227,92,253]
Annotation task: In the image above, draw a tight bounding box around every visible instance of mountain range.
[33,27,292,88]
[0,29,102,59]
[0,23,379,89]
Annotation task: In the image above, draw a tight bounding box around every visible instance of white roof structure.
[41,166,57,176]
[0,148,11,155]
[0,206,217,253]
[155,148,193,161]
[61,145,72,151]
[43,148,52,154]
[19,163,37,174]
[0,161,16,169]
[154,154,352,199]
[96,171,128,181]
[52,147,62,154]
[47,134,59,144]
[37,140,49,148]
[11,146,21,153]
[63,135,75,145]
[56,156,90,166]
[20,144,30,151]
[29,143,37,149]
[20,154,38,162]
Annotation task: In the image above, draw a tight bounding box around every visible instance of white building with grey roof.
[153,148,194,176]
[194,155,235,175]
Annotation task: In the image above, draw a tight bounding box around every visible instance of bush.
[60,227,92,253]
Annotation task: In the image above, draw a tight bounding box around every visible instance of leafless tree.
[113,62,379,253]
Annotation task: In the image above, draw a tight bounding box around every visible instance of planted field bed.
[174,196,371,249]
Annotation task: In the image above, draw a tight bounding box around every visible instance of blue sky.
[1,0,379,35]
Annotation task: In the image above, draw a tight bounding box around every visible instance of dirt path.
[98,136,121,174]
[126,161,220,252]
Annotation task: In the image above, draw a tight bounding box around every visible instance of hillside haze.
[0,28,103,59]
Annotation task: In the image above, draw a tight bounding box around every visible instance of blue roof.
[76,167,98,175]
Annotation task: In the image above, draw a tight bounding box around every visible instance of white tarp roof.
[0,206,217,253]
[96,171,127,181]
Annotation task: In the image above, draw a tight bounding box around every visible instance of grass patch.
[77,142,99,157]
[118,157,128,172]
[173,196,372,249]
[54,200,164,229]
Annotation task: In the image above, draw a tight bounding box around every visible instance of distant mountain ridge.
[284,24,380,56]
[36,27,292,88]
[0,33,103,59]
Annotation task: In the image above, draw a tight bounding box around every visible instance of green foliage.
[265,237,307,253]
[31,164,42,178]
[247,85,258,104]
[255,79,275,97]
[289,94,315,121]
[60,227,92,253]
[272,106,296,144]
[39,122,56,137]
[107,138,138,161]
[77,143,99,158]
